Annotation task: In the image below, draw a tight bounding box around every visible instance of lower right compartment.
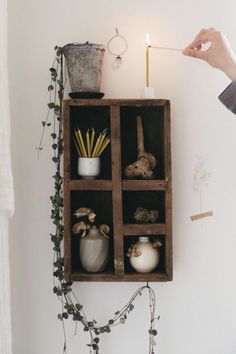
[123,235,166,275]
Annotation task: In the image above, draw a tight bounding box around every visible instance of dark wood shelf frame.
[63,99,172,282]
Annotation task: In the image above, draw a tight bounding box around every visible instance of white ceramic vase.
[78,157,100,179]
[129,236,159,273]
[79,226,109,273]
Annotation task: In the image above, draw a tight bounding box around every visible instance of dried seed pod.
[152,240,162,248]
[88,212,96,223]
[99,224,110,238]
[72,221,91,237]
[149,210,159,223]
[126,244,142,257]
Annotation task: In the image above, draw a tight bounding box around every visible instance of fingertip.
[182,48,191,56]
[182,49,199,59]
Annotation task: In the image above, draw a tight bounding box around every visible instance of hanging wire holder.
[107,28,128,67]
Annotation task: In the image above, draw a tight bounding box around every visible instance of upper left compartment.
[65,103,112,180]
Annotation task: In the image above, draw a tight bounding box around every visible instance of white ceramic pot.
[78,157,100,179]
[129,236,159,273]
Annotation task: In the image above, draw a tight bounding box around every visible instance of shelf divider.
[69,180,112,190]
[110,105,124,276]
[70,272,169,282]
[122,179,168,190]
[164,101,173,280]
[123,223,166,236]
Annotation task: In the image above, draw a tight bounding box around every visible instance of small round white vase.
[129,236,159,273]
[78,157,100,179]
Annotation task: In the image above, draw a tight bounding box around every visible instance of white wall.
[8,1,236,353]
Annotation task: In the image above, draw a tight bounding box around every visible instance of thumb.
[183,48,206,60]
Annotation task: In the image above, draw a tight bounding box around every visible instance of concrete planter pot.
[62,42,105,93]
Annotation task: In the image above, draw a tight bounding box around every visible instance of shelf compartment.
[120,106,165,180]
[70,190,114,275]
[122,180,168,191]
[69,180,113,191]
[123,223,166,236]
[123,235,166,275]
[68,105,112,180]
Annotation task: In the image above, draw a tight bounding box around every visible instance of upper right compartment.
[120,101,170,181]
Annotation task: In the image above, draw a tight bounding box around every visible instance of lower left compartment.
[70,190,114,275]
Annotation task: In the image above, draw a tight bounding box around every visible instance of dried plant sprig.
[126,244,142,257]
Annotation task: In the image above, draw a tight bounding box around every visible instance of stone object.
[124,116,157,179]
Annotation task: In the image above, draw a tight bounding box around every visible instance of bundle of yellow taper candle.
[73,127,110,158]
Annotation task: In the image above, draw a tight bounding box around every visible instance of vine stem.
[47,45,159,354]
[36,55,58,159]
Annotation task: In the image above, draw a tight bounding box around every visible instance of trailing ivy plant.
[38,45,159,354]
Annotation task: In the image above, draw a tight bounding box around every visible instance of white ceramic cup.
[78,157,100,179]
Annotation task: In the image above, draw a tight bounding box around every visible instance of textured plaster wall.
[8,0,236,353]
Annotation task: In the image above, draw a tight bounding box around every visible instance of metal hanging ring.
[107,28,128,59]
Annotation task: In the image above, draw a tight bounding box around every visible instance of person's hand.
[183,28,236,80]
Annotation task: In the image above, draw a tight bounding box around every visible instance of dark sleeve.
[218,81,236,114]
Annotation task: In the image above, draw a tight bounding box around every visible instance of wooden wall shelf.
[63,99,172,282]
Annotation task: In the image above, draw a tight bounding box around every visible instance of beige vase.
[79,226,109,273]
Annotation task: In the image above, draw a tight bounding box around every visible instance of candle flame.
[145,33,151,46]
